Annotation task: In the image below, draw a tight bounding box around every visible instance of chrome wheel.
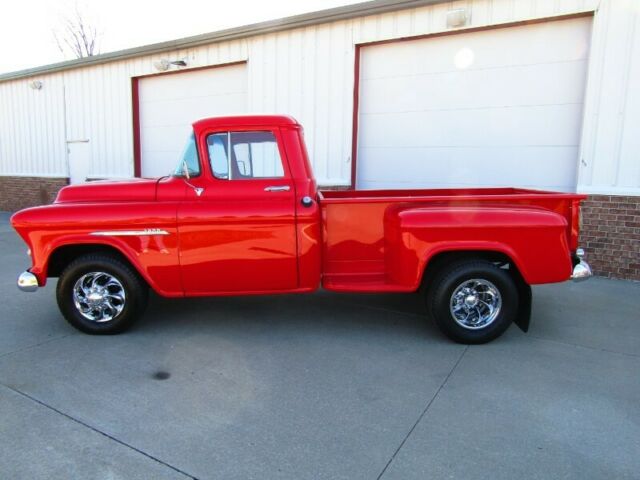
[72,272,126,322]
[449,278,502,330]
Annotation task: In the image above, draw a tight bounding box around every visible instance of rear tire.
[425,260,518,344]
[56,254,148,334]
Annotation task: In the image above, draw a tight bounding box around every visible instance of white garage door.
[139,63,247,177]
[356,17,592,191]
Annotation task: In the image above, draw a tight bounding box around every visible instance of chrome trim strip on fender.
[90,229,170,236]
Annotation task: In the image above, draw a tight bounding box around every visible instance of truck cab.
[163,115,321,295]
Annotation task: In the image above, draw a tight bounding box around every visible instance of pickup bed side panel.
[11,202,182,296]
[384,206,572,287]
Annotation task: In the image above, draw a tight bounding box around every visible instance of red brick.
[579,194,640,281]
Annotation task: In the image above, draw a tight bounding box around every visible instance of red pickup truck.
[11,115,591,343]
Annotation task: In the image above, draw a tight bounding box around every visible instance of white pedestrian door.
[67,141,91,184]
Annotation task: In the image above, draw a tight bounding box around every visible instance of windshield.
[172,132,201,177]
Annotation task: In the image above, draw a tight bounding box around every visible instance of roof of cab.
[193,115,300,131]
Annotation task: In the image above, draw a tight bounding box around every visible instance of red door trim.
[131,77,141,177]
[350,44,361,189]
[131,60,248,178]
[348,11,594,189]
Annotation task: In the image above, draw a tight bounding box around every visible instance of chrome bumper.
[571,248,592,282]
[17,271,39,292]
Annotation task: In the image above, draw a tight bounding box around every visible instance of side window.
[206,131,285,180]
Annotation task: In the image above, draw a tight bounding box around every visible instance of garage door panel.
[359,104,584,148]
[139,64,247,177]
[357,17,591,191]
[140,93,248,128]
[360,60,588,114]
[362,18,591,80]
[141,125,191,152]
[140,66,246,101]
[139,150,183,176]
[358,146,579,191]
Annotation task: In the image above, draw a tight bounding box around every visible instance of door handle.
[264,185,290,192]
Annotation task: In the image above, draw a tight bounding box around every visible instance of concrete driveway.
[1,212,638,480]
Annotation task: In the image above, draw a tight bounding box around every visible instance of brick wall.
[580,195,640,281]
[0,176,68,212]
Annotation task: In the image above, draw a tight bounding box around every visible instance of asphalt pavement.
[1,212,638,480]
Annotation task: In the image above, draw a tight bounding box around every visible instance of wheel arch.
[47,243,151,290]
[420,248,524,285]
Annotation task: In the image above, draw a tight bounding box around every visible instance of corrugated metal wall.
[1,0,638,194]
[0,75,66,176]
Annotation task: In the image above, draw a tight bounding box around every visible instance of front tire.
[426,260,519,344]
[56,254,148,334]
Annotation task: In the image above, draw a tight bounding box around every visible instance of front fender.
[384,205,572,288]
[11,202,183,296]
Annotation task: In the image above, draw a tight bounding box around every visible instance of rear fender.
[384,205,572,289]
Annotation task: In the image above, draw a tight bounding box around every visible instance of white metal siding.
[247,22,355,185]
[63,64,135,179]
[138,64,248,178]
[1,0,638,195]
[357,17,592,191]
[0,76,66,176]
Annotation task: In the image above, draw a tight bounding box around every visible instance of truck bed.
[318,188,584,291]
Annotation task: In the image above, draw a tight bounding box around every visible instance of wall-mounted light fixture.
[29,80,43,90]
[153,58,188,72]
[153,59,170,72]
[447,8,469,28]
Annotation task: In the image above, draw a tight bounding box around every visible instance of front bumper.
[571,248,592,282]
[17,271,39,292]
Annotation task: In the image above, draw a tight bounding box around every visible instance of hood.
[55,178,161,203]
